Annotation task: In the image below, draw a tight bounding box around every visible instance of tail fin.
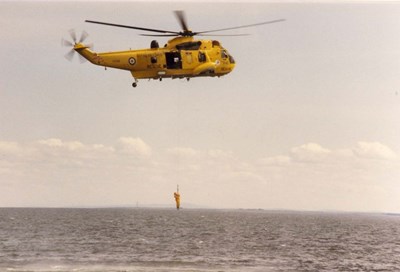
[74,44,99,64]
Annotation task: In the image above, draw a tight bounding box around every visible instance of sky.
[1,1,400,212]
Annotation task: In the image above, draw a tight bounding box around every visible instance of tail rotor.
[62,29,92,63]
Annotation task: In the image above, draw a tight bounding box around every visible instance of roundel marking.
[129,57,136,65]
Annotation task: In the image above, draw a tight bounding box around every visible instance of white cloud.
[0,141,21,154]
[0,141,28,160]
[117,137,152,157]
[290,142,331,162]
[37,138,63,147]
[92,144,115,153]
[37,138,85,151]
[354,141,397,160]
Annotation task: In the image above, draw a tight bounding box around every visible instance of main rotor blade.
[195,19,285,35]
[139,34,180,37]
[85,20,180,35]
[197,33,250,37]
[174,10,189,32]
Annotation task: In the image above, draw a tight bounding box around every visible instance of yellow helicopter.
[63,11,284,88]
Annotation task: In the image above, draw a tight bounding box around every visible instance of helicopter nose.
[228,55,236,71]
[228,54,235,64]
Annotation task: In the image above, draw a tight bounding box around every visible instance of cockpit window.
[221,50,228,59]
[229,55,235,64]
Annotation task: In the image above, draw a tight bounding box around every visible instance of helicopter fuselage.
[75,36,235,84]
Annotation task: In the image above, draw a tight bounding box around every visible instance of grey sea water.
[1,208,400,272]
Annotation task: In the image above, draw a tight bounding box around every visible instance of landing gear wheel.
[132,82,137,88]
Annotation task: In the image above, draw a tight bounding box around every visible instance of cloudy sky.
[1,1,400,212]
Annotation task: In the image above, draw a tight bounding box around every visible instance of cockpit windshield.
[221,49,235,63]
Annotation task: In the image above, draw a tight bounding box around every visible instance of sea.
[1,208,400,272]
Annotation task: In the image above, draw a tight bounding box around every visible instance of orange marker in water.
[174,185,180,210]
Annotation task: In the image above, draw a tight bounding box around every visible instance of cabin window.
[198,52,206,62]
[151,56,157,64]
[165,52,182,69]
